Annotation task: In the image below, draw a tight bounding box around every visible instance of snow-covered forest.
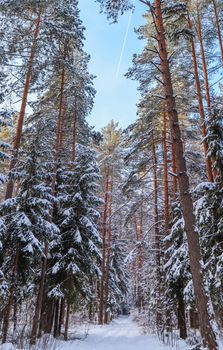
[0,0,223,349]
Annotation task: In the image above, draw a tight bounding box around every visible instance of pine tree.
[0,118,58,343]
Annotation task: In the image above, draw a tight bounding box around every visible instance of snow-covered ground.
[56,316,185,350]
[0,316,190,350]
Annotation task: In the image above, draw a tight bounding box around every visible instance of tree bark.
[30,244,48,345]
[188,15,213,182]
[64,302,70,341]
[5,12,41,199]
[196,3,217,180]
[98,167,110,324]
[177,287,187,340]
[104,173,113,324]
[169,123,177,200]
[152,133,162,328]
[72,99,77,162]
[53,300,60,338]
[163,110,169,236]
[152,1,217,348]
[59,298,65,336]
[211,0,223,64]
[196,4,211,112]
[2,249,19,343]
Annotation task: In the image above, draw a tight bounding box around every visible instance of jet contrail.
[115,3,135,79]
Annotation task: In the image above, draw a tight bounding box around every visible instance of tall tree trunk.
[151,1,217,348]
[188,15,213,182]
[177,283,187,340]
[211,0,223,64]
[2,249,19,344]
[151,133,162,328]
[196,3,211,112]
[104,173,113,324]
[59,299,65,336]
[196,3,217,180]
[30,244,48,345]
[64,302,70,341]
[133,214,139,303]
[53,300,60,338]
[169,123,177,200]
[72,100,77,162]
[98,167,110,324]
[163,110,169,236]
[5,12,41,199]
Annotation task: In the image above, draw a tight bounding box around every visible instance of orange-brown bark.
[163,110,169,236]
[5,12,41,199]
[212,0,223,64]
[98,167,110,324]
[72,100,77,162]
[188,15,213,182]
[104,174,113,324]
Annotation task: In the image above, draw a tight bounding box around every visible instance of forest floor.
[56,316,186,350]
[0,316,191,350]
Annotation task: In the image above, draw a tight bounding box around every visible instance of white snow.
[56,316,178,350]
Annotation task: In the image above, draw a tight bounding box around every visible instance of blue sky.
[79,0,146,131]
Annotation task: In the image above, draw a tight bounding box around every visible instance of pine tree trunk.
[5,12,41,200]
[163,110,169,236]
[2,248,19,343]
[212,0,223,64]
[177,283,187,340]
[38,298,54,336]
[72,100,77,162]
[98,167,110,324]
[196,5,211,112]
[169,124,177,200]
[152,133,162,328]
[133,214,139,305]
[59,299,65,336]
[188,15,213,183]
[52,65,66,192]
[30,244,48,345]
[196,4,217,180]
[152,1,217,348]
[104,174,113,324]
[53,300,60,338]
[64,302,70,341]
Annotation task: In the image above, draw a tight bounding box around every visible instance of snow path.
[58,316,170,350]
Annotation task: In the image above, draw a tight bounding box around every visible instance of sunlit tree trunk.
[72,100,77,162]
[196,3,217,180]
[151,132,162,328]
[98,167,110,324]
[104,173,113,324]
[5,12,41,200]
[196,3,211,112]
[188,15,213,182]
[211,0,223,64]
[163,110,169,236]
